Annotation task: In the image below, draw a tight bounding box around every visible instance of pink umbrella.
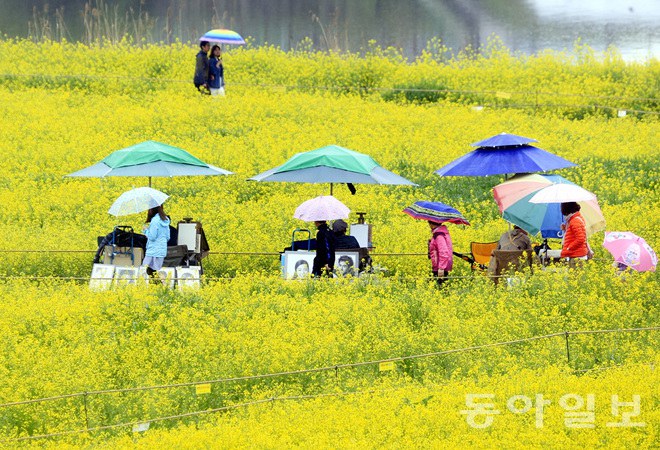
[603,232,657,272]
[294,195,350,222]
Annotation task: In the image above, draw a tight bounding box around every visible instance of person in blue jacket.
[208,44,225,96]
[142,205,171,282]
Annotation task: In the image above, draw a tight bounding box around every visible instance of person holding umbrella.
[428,221,453,287]
[312,220,336,277]
[194,41,211,93]
[142,205,171,282]
[402,201,469,287]
[294,195,348,278]
[560,202,589,267]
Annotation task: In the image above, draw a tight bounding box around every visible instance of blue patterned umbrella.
[402,201,470,225]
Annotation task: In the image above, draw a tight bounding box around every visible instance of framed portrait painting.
[334,251,359,277]
[176,266,201,289]
[282,251,315,279]
[90,264,115,291]
[138,266,176,288]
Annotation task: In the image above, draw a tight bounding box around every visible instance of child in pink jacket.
[428,221,453,286]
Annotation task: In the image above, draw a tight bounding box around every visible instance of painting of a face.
[283,251,315,280]
[337,255,354,276]
[295,260,310,278]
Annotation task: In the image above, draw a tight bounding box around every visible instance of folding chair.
[453,241,498,271]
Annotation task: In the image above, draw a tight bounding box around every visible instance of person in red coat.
[560,202,588,267]
[428,221,453,286]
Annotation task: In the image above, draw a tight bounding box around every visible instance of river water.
[1,0,658,62]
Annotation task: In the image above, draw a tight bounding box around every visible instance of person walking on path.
[194,41,211,93]
[428,221,453,286]
[208,44,225,96]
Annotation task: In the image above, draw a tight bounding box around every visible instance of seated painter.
[332,219,360,249]
[332,219,372,273]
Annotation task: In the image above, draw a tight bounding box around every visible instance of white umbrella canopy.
[108,187,169,217]
[529,183,597,203]
[294,196,350,222]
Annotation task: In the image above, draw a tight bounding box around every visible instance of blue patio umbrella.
[471,132,538,148]
[435,133,576,177]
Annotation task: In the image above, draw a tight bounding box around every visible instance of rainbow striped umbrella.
[199,29,245,45]
[492,174,605,238]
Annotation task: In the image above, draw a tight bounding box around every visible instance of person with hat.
[332,219,360,249]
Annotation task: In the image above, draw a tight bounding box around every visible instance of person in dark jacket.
[193,41,211,93]
[312,220,336,277]
[208,44,225,96]
[332,219,360,249]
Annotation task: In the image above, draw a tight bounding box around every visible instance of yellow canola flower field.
[91,365,660,449]
[0,40,657,447]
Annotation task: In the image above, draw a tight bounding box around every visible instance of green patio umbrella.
[66,140,233,187]
[249,145,416,194]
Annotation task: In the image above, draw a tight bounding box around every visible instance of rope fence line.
[2,332,658,443]
[5,386,411,443]
[0,249,620,261]
[8,359,658,443]
[0,268,616,282]
[1,326,657,409]
[12,360,659,442]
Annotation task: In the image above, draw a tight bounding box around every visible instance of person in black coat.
[332,219,360,249]
[312,220,336,277]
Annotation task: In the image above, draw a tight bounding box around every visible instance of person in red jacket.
[428,221,453,286]
[560,202,588,267]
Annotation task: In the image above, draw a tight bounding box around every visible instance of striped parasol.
[199,29,246,45]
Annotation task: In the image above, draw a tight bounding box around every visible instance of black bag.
[93,227,147,264]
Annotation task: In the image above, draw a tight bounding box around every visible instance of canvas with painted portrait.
[334,251,359,277]
[176,266,201,289]
[113,266,139,286]
[282,250,315,279]
[90,264,115,291]
[138,266,176,288]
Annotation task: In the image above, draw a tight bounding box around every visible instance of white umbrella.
[529,183,597,204]
[108,187,169,217]
[294,196,350,222]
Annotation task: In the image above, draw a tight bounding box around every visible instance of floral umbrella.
[603,231,657,272]
[108,187,169,217]
[294,195,350,222]
[402,201,470,225]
